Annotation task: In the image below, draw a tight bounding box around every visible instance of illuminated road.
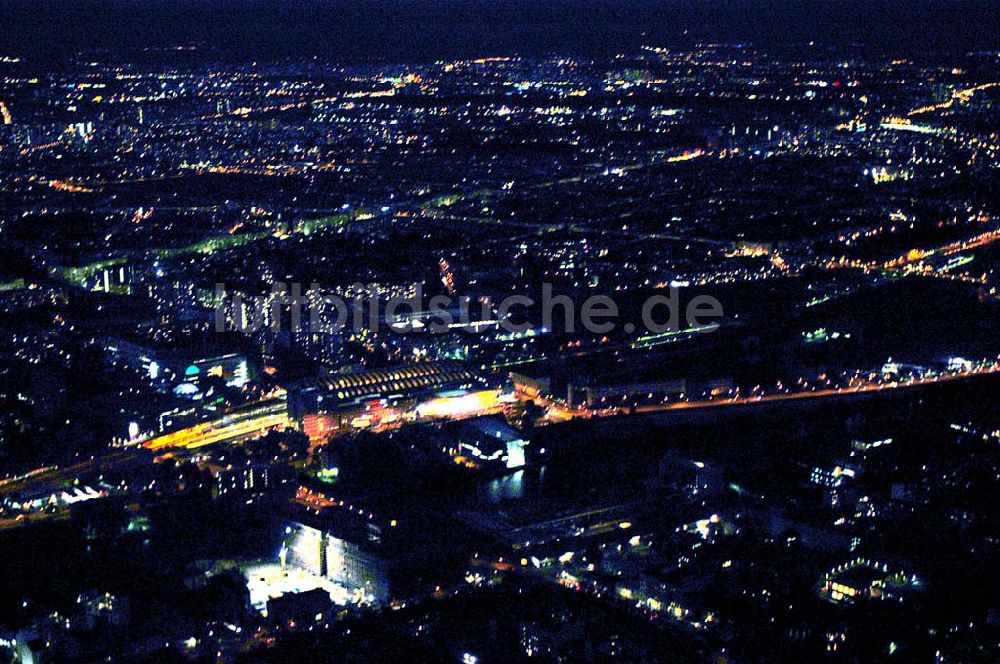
[0,448,147,498]
[535,363,1000,422]
[907,82,999,117]
[634,366,999,414]
[0,400,291,530]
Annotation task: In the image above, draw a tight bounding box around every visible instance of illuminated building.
[511,372,552,399]
[283,521,390,604]
[180,354,250,387]
[214,461,294,497]
[291,362,503,442]
[326,533,390,604]
[726,241,773,258]
[285,523,326,576]
[414,389,504,420]
[819,558,921,605]
[451,416,530,471]
[810,464,856,488]
[102,338,252,388]
[438,257,457,296]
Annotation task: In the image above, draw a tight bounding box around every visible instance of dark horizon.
[2,0,999,62]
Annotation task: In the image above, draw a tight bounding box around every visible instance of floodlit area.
[415,389,503,420]
[242,562,352,615]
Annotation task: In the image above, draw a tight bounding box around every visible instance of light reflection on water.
[483,465,546,503]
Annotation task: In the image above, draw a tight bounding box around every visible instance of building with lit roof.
[290,362,505,442]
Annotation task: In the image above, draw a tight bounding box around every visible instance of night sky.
[3,1,999,61]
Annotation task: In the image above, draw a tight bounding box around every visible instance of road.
[534,363,1000,422]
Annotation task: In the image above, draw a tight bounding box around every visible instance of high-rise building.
[283,521,390,604]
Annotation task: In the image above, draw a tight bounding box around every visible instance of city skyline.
[0,5,999,662]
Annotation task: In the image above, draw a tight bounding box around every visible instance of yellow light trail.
[46,179,95,193]
[908,82,999,116]
[143,404,291,451]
